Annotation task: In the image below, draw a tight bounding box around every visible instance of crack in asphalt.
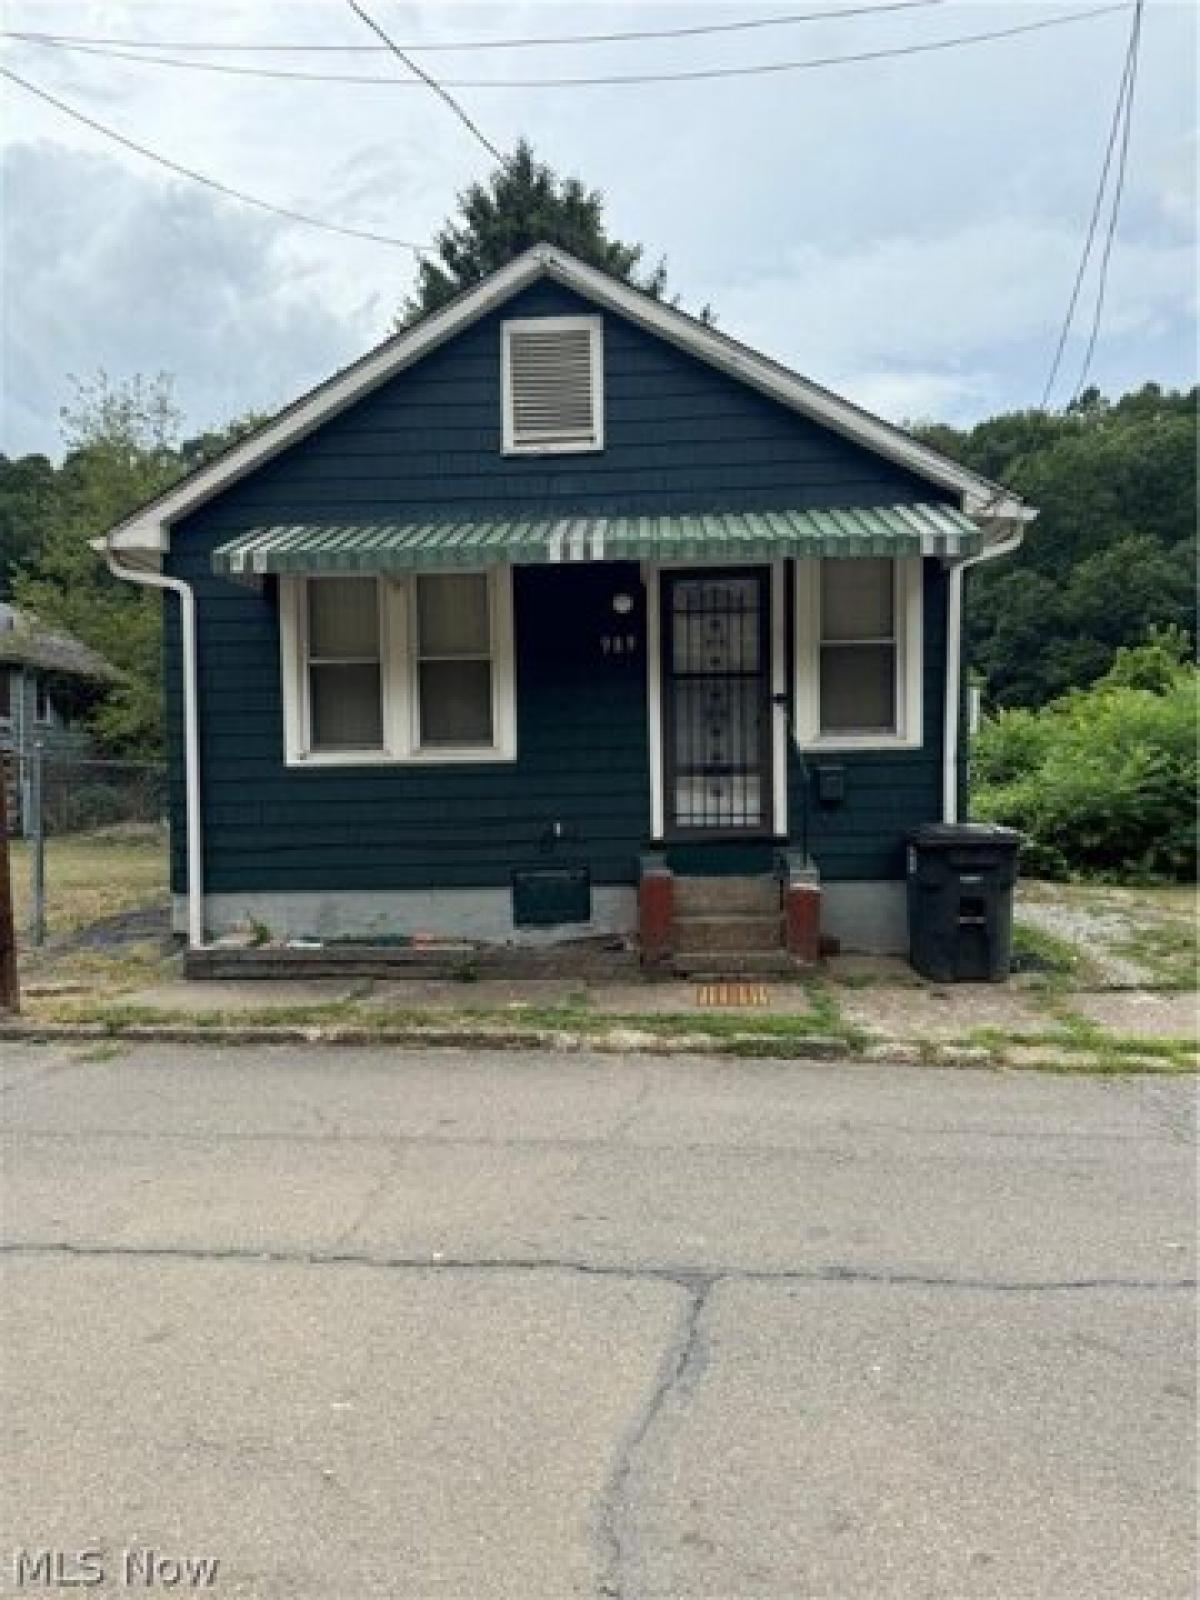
[327,1144,406,1251]
[1,1239,1193,1295]
[596,1276,712,1600]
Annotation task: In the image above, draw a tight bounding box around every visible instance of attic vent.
[503,316,603,454]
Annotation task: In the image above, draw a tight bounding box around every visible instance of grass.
[969,1013,1196,1075]
[1111,918,1198,991]
[1010,921,1084,988]
[9,824,168,942]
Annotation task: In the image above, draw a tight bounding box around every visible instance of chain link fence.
[3,747,169,945]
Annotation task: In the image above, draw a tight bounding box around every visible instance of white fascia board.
[534,247,1024,515]
[102,241,1029,556]
[102,252,548,555]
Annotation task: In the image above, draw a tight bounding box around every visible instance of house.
[98,243,1033,963]
[0,603,117,832]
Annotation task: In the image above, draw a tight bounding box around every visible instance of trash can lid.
[908,822,1023,849]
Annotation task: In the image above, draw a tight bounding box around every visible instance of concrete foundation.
[178,879,907,955]
[820,881,909,956]
[177,887,638,949]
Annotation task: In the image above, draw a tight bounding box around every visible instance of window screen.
[416,574,493,746]
[819,559,898,735]
[307,577,383,750]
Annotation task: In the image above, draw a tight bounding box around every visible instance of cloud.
[704,216,1196,420]
[1,0,1195,452]
[0,140,387,455]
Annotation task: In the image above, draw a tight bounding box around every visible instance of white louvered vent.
[503,317,603,453]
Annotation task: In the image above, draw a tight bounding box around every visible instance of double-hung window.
[794,556,922,748]
[281,570,515,764]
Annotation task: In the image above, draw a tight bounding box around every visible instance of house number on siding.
[600,634,638,656]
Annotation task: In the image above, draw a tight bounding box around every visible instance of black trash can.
[907,823,1022,982]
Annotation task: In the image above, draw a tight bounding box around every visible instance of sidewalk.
[12,954,1197,1075]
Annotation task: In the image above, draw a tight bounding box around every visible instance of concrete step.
[673,874,780,916]
[671,951,800,978]
[673,911,783,953]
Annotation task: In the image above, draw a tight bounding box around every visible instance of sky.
[1,0,1195,459]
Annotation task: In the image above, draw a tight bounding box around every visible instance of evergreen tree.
[401,139,695,323]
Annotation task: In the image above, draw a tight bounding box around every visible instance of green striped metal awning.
[211,503,981,577]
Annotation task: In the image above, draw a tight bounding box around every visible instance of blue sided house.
[99,244,1033,966]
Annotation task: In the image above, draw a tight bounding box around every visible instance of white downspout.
[104,547,204,949]
[942,524,1025,824]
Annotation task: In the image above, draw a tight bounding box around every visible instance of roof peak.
[104,244,1031,555]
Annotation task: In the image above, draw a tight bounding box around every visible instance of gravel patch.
[1016,899,1159,987]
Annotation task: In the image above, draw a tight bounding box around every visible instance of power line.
[0,65,425,252]
[1039,13,1138,409]
[3,5,1132,89]
[344,0,506,166]
[3,2,952,55]
[1036,0,1139,409]
[1068,0,1144,406]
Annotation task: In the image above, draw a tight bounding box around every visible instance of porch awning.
[211,502,982,577]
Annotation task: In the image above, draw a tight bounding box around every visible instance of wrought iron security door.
[663,569,772,835]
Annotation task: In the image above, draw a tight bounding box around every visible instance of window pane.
[417,574,490,657]
[822,559,894,641]
[308,578,379,659]
[419,660,493,745]
[820,644,895,733]
[310,663,383,749]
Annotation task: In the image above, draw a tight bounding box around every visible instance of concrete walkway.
[93,969,1199,1045]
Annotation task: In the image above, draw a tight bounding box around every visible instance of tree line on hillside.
[916,386,1196,708]
[0,142,1193,774]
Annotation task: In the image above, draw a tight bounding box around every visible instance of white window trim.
[280,569,516,767]
[501,314,605,456]
[793,555,923,751]
[34,680,53,726]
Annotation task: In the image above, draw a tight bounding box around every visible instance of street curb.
[2,1021,1188,1073]
[0,1020,855,1060]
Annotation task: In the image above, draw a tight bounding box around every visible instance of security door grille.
[663,570,772,835]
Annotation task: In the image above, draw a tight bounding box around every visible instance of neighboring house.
[99,244,1033,961]
[0,603,116,831]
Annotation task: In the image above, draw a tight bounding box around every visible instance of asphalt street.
[1,1040,1195,1598]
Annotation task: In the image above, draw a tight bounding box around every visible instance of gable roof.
[105,242,1032,554]
[0,603,119,681]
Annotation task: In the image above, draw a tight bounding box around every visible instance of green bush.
[972,638,1197,881]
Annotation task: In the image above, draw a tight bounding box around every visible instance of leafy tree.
[12,373,186,756]
[0,452,59,596]
[972,641,1198,881]
[918,385,1197,707]
[402,139,705,322]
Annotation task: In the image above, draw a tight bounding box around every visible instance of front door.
[663,568,773,836]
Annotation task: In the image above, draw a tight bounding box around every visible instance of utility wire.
[3,2,951,55]
[1040,2,1140,407]
[1068,0,1144,406]
[344,0,506,164]
[0,65,425,252]
[4,5,1132,89]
